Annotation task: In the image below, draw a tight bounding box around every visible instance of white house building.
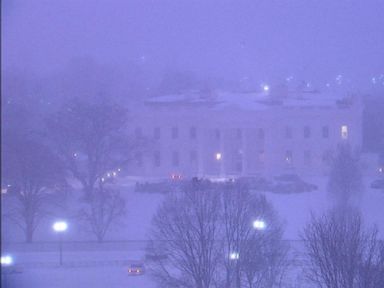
[126,88,362,179]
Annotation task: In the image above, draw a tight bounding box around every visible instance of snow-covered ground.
[265,176,384,239]
[3,265,155,288]
[2,176,383,288]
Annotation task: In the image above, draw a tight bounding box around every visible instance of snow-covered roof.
[145,89,354,111]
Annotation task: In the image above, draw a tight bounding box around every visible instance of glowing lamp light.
[1,255,13,266]
[262,85,270,92]
[53,221,68,232]
[229,252,240,260]
[215,153,222,161]
[253,219,266,230]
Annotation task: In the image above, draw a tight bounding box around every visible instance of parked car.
[127,263,145,276]
[272,174,317,194]
[371,179,384,190]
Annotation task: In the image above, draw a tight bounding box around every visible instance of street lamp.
[53,221,68,266]
[229,252,240,260]
[263,85,270,92]
[215,152,222,161]
[253,219,266,231]
[1,255,13,266]
[1,255,14,288]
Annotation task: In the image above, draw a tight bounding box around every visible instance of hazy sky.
[2,0,384,90]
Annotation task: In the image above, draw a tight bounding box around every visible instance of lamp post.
[1,255,13,288]
[215,152,225,178]
[53,221,68,266]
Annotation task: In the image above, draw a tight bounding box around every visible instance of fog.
[1,1,384,287]
[3,0,384,91]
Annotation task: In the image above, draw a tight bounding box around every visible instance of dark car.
[371,179,384,190]
[272,174,317,194]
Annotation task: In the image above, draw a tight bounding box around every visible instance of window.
[190,126,197,139]
[322,126,329,138]
[135,127,142,138]
[134,152,143,167]
[172,151,180,167]
[214,128,221,140]
[285,150,293,164]
[258,128,265,140]
[236,150,243,172]
[258,150,265,163]
[304,150,311,166]
[171,127,179,139]
[236,161,243,172]
[154,151,161,167]
[285,126,292,139]
[154,127,161,140]
[304,126,311,138]
[236,128,242,139]
[341,125,348,139]
[190,150,197,163]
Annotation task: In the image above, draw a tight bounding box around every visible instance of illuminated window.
[154,127,160,140]
[190,127,197,139]
[171,127,179,139]
[322,126,329,138]
[304,126,311,138]
[172,151,180,167]
[285,150,293,164]
[341,125,348,139]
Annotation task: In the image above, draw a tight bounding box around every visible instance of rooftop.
[145,88,356,111]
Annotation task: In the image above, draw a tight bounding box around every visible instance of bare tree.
[2,126,67,242]
[220,183,288,288]
[302,208,384,288]
[149,179,222,288]
[327,143,363,209]
[220,183,253,288]
[357,235,384,288]
[47,98,135,199]
[78,183,125,242]
[47,98,137,241]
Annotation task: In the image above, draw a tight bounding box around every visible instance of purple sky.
[2,0,384,90]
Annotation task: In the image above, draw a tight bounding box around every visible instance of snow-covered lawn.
[3,265,155,288]
[2,176,383,288]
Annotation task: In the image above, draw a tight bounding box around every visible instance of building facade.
[126,89,362,179]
